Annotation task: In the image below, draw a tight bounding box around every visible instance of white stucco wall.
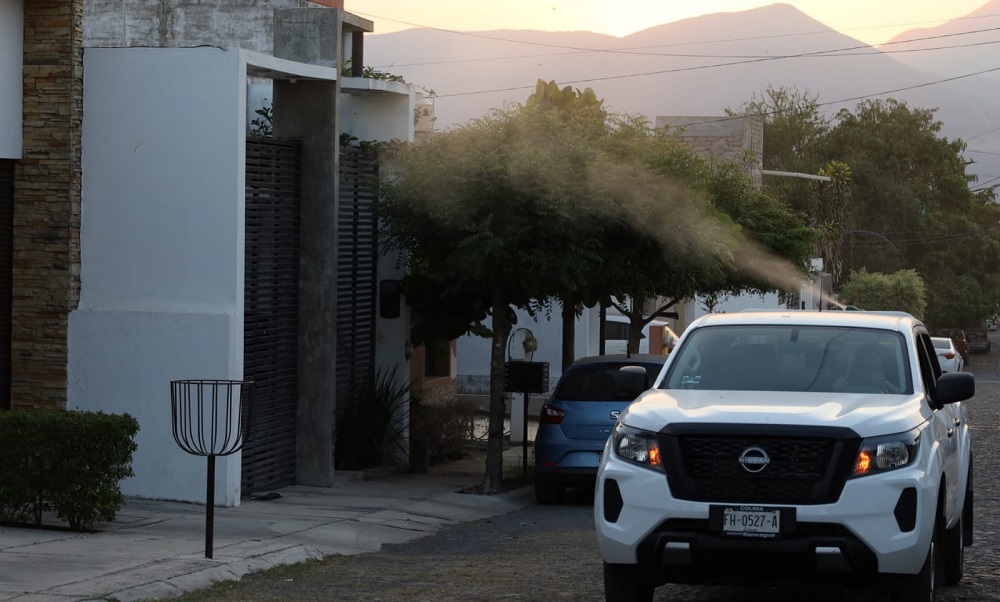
[456,307,596,395]
[0,0,22,159]
[340,79,415,143]
[72,47,249,505]
[683,292,780,325]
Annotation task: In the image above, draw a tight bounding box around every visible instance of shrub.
[410,397,478,466]
[335,366,410,470]
[0,410,139,531]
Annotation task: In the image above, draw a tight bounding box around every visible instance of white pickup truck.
[595,310,974,602]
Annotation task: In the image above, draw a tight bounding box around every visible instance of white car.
[932,336,964,373]
[595,310,974,602]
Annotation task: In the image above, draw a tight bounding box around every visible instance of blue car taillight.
[539,404,565,425]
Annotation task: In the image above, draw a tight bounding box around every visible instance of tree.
[381,85,819,490]
[808,161,852,283]
[601,119,817,353]
[840,268,927,319]
[380,103,619,492]
[524,80,609,370]
[728,85,830,175]
[821,98,1000,321]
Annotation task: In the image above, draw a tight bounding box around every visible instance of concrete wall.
[70,47,340,502]
[72,47,251,504]
[656,115,764,187]
[0,0,21,159]
[340,79,415,143]
[456,307,597,396]
[83,0,316,50]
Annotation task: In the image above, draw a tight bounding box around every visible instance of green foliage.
[250,106,272,137]
[341,59,407,84]
[335,365,411,471]
[840,268,927,319]
[0,410,139,531]
[728,85,830,174]
[735,85,1000,323]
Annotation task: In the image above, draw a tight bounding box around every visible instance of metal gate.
[242,138,301,493]
[0,160,12,411]
[335,146,378,460]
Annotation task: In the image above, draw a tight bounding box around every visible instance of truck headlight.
[851,428,921,478]
[613,424,664,471]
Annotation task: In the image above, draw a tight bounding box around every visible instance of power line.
[966,126,1000,141]
[435,60,1000,103]
[379,33,1000,68]
[356,10,1000,54]
[359,8,1000,66]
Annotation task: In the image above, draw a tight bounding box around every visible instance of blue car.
[534,354,667,504]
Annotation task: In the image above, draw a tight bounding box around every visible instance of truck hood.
[621,389,933,439]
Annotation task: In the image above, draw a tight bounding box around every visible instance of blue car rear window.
[553,363,662,401]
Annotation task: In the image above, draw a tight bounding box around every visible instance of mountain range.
[362,2,1000,187]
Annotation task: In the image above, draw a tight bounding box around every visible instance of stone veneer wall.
[13,0,83,408]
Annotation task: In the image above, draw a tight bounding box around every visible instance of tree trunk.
[626,300,646,355]
[483,290,511,494]
[561,300,575,370]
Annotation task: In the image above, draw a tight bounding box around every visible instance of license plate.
[721,506,781,538]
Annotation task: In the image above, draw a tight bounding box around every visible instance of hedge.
[0,410,139,531]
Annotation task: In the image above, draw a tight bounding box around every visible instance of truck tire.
[603,563,654,602]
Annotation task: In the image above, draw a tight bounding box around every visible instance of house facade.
[4,0,414,505]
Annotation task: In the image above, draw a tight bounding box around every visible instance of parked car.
[596,311,974,601]
[963,320,991,354]
[932,336,964,373]
[534,354,667,504]
[932,328,970,365]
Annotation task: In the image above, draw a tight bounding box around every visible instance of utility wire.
[355,10,1000,54]
[435,61,1000,103]
[381,35,1000,67]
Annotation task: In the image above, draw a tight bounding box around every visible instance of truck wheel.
[947,466,974,584]
[603,563,654,602]
[534,477,564,505]
[893,515,938,602]
[945,511,964,585]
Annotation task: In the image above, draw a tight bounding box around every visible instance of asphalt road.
[175,337,1000,602]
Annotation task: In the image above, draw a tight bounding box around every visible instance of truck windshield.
[661,325,912,394]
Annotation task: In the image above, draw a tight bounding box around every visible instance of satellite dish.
[507,327,538,362]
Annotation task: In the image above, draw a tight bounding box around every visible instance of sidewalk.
[0,446,534,602]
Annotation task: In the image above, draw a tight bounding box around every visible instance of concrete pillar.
[273,9,342,486]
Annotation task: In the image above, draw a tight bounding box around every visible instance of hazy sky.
[348,0,991,46]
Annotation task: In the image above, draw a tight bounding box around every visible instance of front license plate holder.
[709,505,796,540]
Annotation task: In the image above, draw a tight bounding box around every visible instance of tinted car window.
[554,362,662,401]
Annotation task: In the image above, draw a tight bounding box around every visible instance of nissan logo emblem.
[738,446,770,474]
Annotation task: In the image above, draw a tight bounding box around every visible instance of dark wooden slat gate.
[243,138,301,493]
[0,160,12,411]
[335,147,378,460]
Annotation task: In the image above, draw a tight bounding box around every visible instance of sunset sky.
[347,0,992,46]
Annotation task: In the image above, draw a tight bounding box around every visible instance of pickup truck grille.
[660,426,859,505]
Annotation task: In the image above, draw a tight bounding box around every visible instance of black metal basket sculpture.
[170,379,252,559]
